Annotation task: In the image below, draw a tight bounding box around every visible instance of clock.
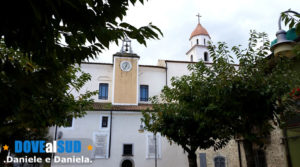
[120,61,132,71]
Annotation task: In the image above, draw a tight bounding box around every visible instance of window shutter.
[94,133,108,158]
[199,153,207,167]
[140,85,149,101]
[99,83,108,100]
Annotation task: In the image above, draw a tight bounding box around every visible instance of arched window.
[204,52,208,61]
[204,39,206,45]
[121,159,133,167]
[191,55,193,62]
[196,39,199,45]
[214,156,225,167]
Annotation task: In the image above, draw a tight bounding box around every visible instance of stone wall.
[196,127,287,167]
[264,126,288,167]
[197,140,246,167]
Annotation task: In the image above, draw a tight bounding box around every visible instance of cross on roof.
[196,13,202,24]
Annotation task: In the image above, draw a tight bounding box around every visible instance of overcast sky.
[92,0,300,65]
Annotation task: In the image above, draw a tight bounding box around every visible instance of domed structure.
[189,23,210,40]
[186,14,212,63]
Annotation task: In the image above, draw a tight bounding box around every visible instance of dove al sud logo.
[14,140,81,153]
[3,140,93,164]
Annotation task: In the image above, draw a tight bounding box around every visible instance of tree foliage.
[0,0,162,157]
[0,38,97,165]
[281,10,300,35]
[0,0,162,65]
[143,30,299,167]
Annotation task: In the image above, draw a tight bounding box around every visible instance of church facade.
[49,21,288,167]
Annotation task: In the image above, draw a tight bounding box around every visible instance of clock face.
[120,61,132,71]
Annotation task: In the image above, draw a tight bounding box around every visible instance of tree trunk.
[243,139,256,167]
[188,152,197,167]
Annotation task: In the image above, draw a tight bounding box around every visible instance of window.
[63,117,73,128]
[102,116,108,128]
[204,38,206,45]
[200,153,207,167]
[191,55,193,62]
[99,83,108,100]
[123,144,133,156]
[204,52,209,62]
[196,39,199,45]
[121,159,133,167]
[100,115,110,129]
[140,85,149,101]
[214,156,225,167]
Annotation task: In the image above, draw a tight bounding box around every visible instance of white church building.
[50,20,287,167]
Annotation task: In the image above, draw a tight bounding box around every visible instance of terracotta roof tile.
[91,102,153,111]
[190,23,210,39]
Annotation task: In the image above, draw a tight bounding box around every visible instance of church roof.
[92,102,153,111]
[189,23,210,39]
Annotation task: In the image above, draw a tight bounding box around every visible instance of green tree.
[143,30,299,167]
[0,127,51,166]
[0,38,97,164]
[0,0,162,159]
[0,0,162,60]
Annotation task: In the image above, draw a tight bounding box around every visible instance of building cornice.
[165,60,239,66]
[81,62,113,65]
[81,62,166,69]
[113,52,140,58]
[91,102,153,111]
[139,65,166,69]
[186,44,207,55]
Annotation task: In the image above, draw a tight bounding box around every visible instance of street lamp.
[270,10,299,58]
[138,121,145,133]
[138,121,157,167]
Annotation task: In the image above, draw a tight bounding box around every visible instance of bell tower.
[186,14,211,62]
[112,38,139,105]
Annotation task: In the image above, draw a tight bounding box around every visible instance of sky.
[92,0,300,65]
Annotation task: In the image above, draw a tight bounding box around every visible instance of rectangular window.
[123,144,133,156]
[99,83,108,100]
[102,116,108,128]
[200,153,207,167]
[140,85,149,101]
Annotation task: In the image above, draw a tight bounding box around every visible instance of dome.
[189,23,210,40]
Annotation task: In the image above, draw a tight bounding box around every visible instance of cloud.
[93,0,300,65]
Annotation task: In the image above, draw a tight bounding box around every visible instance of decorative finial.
[120,36,133,54]
[196,13,202,24]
